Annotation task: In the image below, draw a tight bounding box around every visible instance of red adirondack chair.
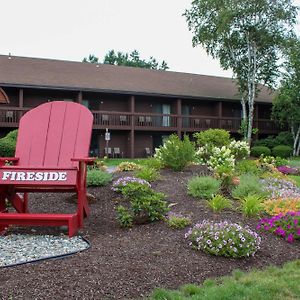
[0,101,94,237]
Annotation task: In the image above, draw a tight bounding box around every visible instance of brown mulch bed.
[1,165,300,300]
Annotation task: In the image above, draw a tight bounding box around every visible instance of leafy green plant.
[156,134,195,171]
[0,129,18,157]
[86,170,112,187]
[185,220,261,258]
[165,212,192,229]
[231,174,266,200]
[112,177,169,227]
[187,176,221,199]
[253,132,293,149]
[206,194,232,213]
[250,146,271,157]
[235,159,261,175]
[240,195,264,217]
[116,161,141,172]
[116,205,134,227]
[141,157,163,170]
[272,145,293,158]
[194,129,231,148]
[134,167,160,182]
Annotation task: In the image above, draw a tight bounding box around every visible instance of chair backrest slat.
[15,101,93,168]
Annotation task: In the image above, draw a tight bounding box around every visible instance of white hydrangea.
[228,140,250,160]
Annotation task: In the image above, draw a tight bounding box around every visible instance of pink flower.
[287,234,294,243]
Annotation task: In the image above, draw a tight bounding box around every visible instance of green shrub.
[165,212,192,229]
[253,132,293,148]
[206,194,232,213]
[194,129,231,148]
[116,205,134,227]
[141,157,163,170]
[186,220,261,258]
[232,174,266,200]
[272,145,293,158]
[135,167,160,182]
[157,134,195,171]
[86,170,112,186]
[0,130,18,157]
[250,146,271,157]
[187,176,221,199]
[235,159,261,175]
[112,177,169,227]
[240,195,264,217]
[5,129,18,141]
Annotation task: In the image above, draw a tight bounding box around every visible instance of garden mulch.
[1,165,300,300]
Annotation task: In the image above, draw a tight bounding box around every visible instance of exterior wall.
[134,132,153,158]
[23,88,77,108]
[182,99,218,116]
[135,96,176,114]
[83,92,130,111]
[222,102,241,118]
[257,104,272,119]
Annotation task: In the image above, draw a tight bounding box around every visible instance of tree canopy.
[184,0,298,143]
[83,50,169,70]
[272,38,300,156]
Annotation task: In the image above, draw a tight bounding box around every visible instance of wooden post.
[177,99,182,138]
[130,96,135,158]
[19,89,24,108]
[77,91,83,104]
[218,101,222,128]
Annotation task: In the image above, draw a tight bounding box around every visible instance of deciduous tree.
[272,38,300,156]
[83,50,168,70]
[184,0,297,143]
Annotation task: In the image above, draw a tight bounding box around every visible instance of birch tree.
[184,0,297,143]
[272,39,300,156]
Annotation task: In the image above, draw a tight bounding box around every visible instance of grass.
[103,158,148,167]
[288,175,300,188]
[150,260,300,300]
[288,157,300,168]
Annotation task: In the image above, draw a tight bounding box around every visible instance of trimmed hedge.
[250,146,271,157]
[0,129,18,157]
[272,145,293,158]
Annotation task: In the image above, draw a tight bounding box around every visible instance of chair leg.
[0,192,8,234]
[23,193,28,213]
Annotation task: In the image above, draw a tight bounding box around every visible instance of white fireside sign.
[1,171,68,181]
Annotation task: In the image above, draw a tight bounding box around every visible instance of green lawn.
[103,158,148,167]
[289,175,300,188]
[150,260,300,300]
[288,157,300,168]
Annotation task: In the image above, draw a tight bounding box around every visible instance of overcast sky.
[1,0,299,78]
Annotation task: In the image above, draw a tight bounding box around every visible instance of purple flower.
[287,234,294,243]
[277,166,298,175]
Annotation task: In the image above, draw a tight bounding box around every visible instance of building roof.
[0,54,274,103]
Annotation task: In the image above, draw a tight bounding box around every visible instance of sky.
[0,0,299,78]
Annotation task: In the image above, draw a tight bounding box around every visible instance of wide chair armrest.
[0,157,19,167]
[71,157,96,165]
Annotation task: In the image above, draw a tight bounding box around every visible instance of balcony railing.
[0,107,282,133]
[0,107,29,126]
[93,111,132,128]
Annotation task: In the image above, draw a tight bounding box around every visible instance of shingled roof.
[0,55,274,103]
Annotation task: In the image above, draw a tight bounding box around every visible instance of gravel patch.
[0,234,89,267]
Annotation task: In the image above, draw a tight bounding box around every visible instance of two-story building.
[0,54,277,158]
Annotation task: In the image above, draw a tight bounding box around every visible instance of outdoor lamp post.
[105,128,110,157]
